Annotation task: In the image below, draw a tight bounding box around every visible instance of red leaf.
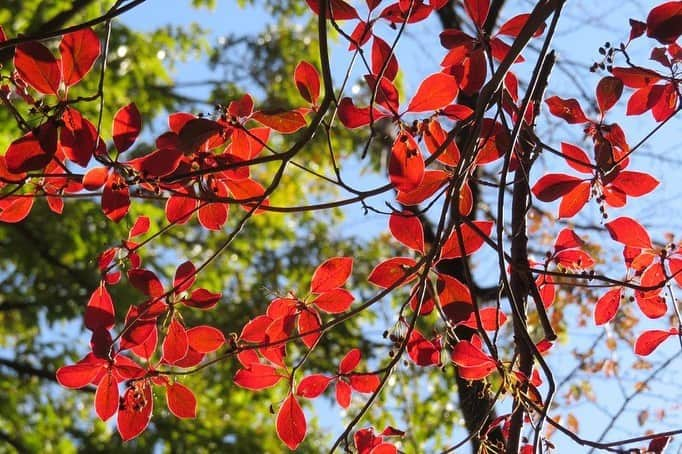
[651,83,678,122]
[646,1,682,44]
[240,315,272,343]
[95,372,119,421]
[605,217,652,249]
[134,148,183,177]
[371,37,398,81]
[178,118,223,152]
[312,288,354,313]
[629,19,647,41]
[464,0,490,28]
[297,374,332,399]
[476,118,509,164]
[173,261,196,293]
[337,97,388,128]
[60,28,101,86]
[267,297,297,320]
[0,155,26,183]
[355,427,387,453]
[634,329,675,355]
[85,284,115,331]
[173,346,205,368]
[396,170,449,205]
[56,356,104,389]
[366,0,381,10]
[339,348,361,374]
[364,75,400,113]
[130,326,157,360]
[489,37,525,64]
[46,195,63,214]
[83,166,109,190]
[379,2,433,24]
[554,228,584,251]
[117,384,153,441]
[6,124,57,173]
[553,249,595,270]
[166,382,197,419]
[276,394,307,450]
[406,73,458,112]
[298,309,322,348]
[537,275,555,308]
[120,307,156,350]
[602,185,627,208]
[497,14,545,37]
[440,104,474,121]
[185,288,221,310]
[452,340,494,368]
[389,132,424,192]
[163,319,189,365]
[368,257,418,288]
[237,350,260,368]
[102,175,130,222]
[437,274,474,322]
[225,178,269,213]
[112,355,145,382]
[532,173,584,202]
[389,211,425,253]
[129,215,150,239]
[169,112,194,134]
[423,119,460,166]
[113,103,142,153]
[560,143,593,174]
[594,288,622,325]
[348,20,372,50]
[60,108,103,167]
[310,256,353,293]
[166,194,198,225]
[407,330,440,366]
[648,436,671,454]
[252,110,306,134]
[230,127,270,160]
[558,181,590,219]
[294,61,321,104]
[349,374,380,393]
[0,196,34,223]
[596,76,623,115]
[637,264,668,318]
[234,364,284,390]
[545,96,589,124]
[611,67,662,88]
[611,171,659,197]
[127,268,164,298]
[228,94,254,118]
[305,0,359,20]
[14,41,61,95]
[460,307,507,331]
[186,325,225,353]
[335,380,352,408]
[198,202,229,231]
[440,220,493,259]
[371,443,398,454]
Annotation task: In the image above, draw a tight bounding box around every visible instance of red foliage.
[1,1,679,450]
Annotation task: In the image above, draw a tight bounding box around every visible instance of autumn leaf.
[276,394,307,450]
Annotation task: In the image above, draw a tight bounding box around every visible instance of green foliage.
[0,0,394,450]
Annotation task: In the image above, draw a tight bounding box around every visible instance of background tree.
[0,1,680,453]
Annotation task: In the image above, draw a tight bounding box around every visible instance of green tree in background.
[0,1,681,453]
[0,1,368,451]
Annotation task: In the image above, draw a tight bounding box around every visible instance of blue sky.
[118,1,682,452]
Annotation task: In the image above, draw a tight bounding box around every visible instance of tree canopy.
[0,0,681,453]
